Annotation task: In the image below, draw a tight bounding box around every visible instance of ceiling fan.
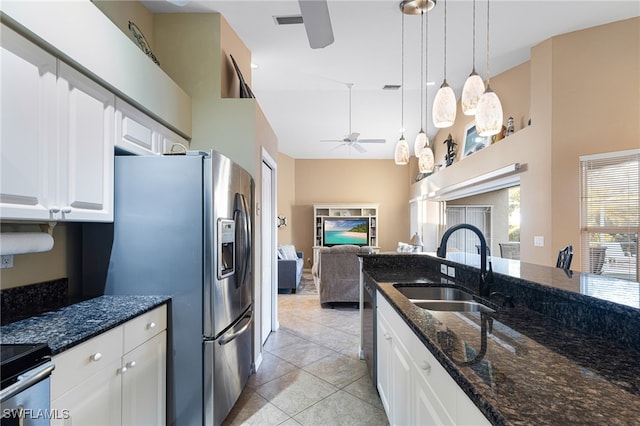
[298,0,334,49]
[321,83,386,153]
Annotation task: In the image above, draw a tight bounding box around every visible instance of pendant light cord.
[425,7,429,134]
[443,0,447,81]
[420,10,424,131]
[401,9,405,137]
[472,0,476,71]
[486,0,491,85]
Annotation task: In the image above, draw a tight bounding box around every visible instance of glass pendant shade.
[414,130,427,157]
[475,85,503,136]
[418,146,435,173]
[461,71,485,116]
[432,81,456,128]
[394,136,410,165]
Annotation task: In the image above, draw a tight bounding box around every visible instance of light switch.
[534,236,544,247]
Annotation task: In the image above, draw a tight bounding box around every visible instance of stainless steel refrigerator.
[83,151,253,426]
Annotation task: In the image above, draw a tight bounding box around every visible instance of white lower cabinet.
[377,296,490,426]
[51,305,167,426]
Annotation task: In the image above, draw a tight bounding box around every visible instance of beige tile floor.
[223,286,389,426]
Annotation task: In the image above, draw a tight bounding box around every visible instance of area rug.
[296,271,317,295]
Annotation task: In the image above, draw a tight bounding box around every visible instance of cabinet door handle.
[50,206,61,213]
[118,366,128,375]
[147,322,156,330]
[126,361,136,369]
[90,352,103,362]
[61,206,72,213]
[419,360,431,373]
[384,333,392,341]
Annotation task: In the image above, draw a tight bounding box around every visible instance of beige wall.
[550,17,640,270]
[92,0,154,49]
[291,159,412,268]
[0,223,81,291]
[154,13,259,174]
[277,153,296,245]
[412,17,639,270]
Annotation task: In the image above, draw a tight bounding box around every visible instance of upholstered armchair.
[312,245,373,305]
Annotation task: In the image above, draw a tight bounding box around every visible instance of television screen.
[323,218,369,246]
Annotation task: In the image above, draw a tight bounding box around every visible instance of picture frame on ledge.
[462,121,492,158]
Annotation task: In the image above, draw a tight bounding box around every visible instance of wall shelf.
[313,203,379,264]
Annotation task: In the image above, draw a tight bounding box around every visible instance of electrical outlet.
[440,264,448,274]
[1,255,14,269]
[447,266,456,278]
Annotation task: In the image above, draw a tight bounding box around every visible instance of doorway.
[261,150,278,346]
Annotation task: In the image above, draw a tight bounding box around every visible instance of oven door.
[1,361,55,425]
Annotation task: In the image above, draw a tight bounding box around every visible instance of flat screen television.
[323,217,369,246]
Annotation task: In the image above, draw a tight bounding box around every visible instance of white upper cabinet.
[57,62,114,221]
[0,24,114,222]
[115,98,188,156]
[0,24,57,220]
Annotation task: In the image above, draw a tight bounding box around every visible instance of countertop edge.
[0,295,171,355]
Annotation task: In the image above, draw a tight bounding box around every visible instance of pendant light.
[394,7,410,165]
[461,0,485,115]
[418,8,435,173]
[432,0,456,128]
[413,8,428,158]
[475,0,503,136]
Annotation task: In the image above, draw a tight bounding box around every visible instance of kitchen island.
[361,252,640,425]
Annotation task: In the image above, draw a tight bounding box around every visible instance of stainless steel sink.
[412,300,495,313]
[393,285,495,313]
[393,285,474,301]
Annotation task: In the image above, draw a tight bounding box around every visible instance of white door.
[260,156,276,345]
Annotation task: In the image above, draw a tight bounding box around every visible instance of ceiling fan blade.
[320,139,343,143]
[348,132,360,141]
[298,0,334,49]
[330,143,347,151]
[357,139,386,144]
[352,143,367,154]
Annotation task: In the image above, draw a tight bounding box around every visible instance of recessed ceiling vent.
[273,15,304,25]
[383,84,401,90]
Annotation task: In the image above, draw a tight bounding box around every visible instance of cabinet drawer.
[124,305,167,353]
[51,325,123,400]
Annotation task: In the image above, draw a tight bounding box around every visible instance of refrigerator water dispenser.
[218,219,235,279]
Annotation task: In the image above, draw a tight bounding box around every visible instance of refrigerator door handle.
[234,193,252,289]
[218,310,253,346]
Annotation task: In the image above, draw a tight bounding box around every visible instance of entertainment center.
[313,203,379,265]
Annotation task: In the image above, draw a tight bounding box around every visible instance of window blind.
[580,149,639,281]
[445,206,492,254]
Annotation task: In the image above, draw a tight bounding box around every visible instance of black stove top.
[0,343,52,390]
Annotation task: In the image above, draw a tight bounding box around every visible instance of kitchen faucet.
[436,223,494,297]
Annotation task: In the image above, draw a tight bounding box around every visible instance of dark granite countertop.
[362,254,640,425]
[0,295,170,354]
